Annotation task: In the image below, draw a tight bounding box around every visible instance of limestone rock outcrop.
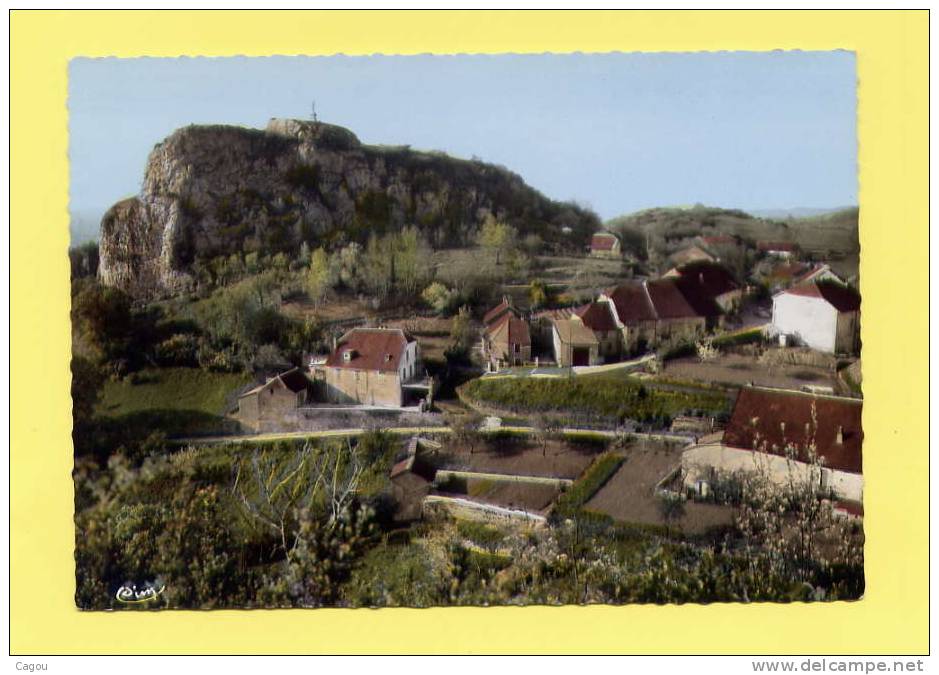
[98,119,600,297]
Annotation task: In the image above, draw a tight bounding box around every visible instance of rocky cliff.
[99,119,600,297]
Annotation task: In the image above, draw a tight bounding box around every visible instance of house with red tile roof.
[680,386,863,506]
[598,277,722,353]
[481,297,530,369]
[664,261,743,312]
[589,231,621,258]
[772,280,861,354]
[668,244,716,267]
[319,327,421,407]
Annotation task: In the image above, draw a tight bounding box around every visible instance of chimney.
[699,272,705,285]
[836,426,844,444]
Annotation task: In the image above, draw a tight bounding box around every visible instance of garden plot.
[434,436,604,480]
[661,352,840,392]
[585,440,735,535]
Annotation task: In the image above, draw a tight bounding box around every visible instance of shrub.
[553,452,624,519]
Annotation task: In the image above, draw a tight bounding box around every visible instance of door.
[572,347,590,367]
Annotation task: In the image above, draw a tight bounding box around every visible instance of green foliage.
[528,279,549,309]
[306,247,334,305]
[71,355,106,427]
[476,217,517,265]
[421,281,456,316]
[456,521,505,551]
[553,453,624,519]
[711,327,766,349]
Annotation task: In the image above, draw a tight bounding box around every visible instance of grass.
[98,367,253,418]
[553,452,625,519]
[459,372,729,424]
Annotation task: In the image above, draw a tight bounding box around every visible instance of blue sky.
[69,51,856,240]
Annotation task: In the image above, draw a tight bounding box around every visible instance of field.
[661,353,840,392]
[584,440,736,535]
[434,435,602,480]
[96,367,253,436]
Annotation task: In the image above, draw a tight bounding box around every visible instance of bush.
[553,452,624,519]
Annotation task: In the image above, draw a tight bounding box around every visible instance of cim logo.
[115,580,166,604]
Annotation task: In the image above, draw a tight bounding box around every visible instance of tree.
[422,282,455,316]
[449,411,483,455]
[70,355,105,427]
[528,279,549,309]
[532,413,562,457]
[450,305,473,352]
[657,492,686,536]
[306,247,333,307]
[233,440,365,557]
[477,217,517,265]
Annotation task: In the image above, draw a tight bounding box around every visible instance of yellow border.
[10,9,928,655]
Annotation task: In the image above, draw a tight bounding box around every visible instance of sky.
[69,51,856,241]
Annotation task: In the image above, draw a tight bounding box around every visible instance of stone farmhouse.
[589,231,621,258]
[236,368,312,433]
[680,386,863,508]
[599,276,723,354]
[548,301,620,367]
[481,297,531,369]
[771,279,861,354]
[314,327,422,407]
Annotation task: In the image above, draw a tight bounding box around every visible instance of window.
[514,343,520,354]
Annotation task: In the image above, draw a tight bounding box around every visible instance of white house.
[772,280,861,354]
[680,386,863,506]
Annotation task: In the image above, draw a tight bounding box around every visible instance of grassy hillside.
[606,205,858,256]
[96,367,253,436]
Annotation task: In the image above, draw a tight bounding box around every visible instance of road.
[173,425,693,447]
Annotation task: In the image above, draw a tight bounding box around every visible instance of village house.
[757,240,798,259]
[551,317,600,367]
[664,261,743,313]
[482,297,531,369]
[668,244,716,268]
[236,368,312,433]
[575,301,621,360]
[680,386,863,508]
[599,277,722,354]
[589,231,621,258]
[772,279,861,354]
[316,327,422,407]
[763,262,842,292]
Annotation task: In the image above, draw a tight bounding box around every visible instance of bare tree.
[449,411,483,455]
[232,439,364,556]
[533,413,563,457]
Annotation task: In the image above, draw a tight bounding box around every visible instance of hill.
[605,205,859,261]
[98,119,600,298]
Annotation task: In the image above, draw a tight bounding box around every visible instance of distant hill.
[746,206,857,220]
[605,205,858,256]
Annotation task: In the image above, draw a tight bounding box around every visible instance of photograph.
[67,50,864,610]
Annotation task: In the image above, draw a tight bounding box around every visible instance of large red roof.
[784,280,861,312]
[325,328,413,373]
[591,232,619,251]
[672,261,739,298]
[606,282,657,323]
[576,301,618,332]
[483,297,516,326]
[723,387,863,474]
